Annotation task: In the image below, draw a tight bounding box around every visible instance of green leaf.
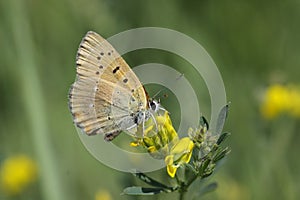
[122,186,165,195]
[213,147,230,163]
[133,172,171,189]
[217,132,230,145]
[211,143,219,153]
[176,165,186,183]
[215,104,229,136]
[185,163,197,175]
[202,171,214,178]
[199,116,209,130]
[192,182,218,199]
[199,158,211,175]
[184,163,197,183]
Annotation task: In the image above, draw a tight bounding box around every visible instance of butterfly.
[68,31,161,141]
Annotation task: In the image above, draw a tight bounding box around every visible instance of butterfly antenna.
[152,89,165,99]
[152,73,184,100]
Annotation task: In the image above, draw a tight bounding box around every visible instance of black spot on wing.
[113,66,120,74]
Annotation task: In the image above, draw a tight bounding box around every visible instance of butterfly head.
[149,99,160,113]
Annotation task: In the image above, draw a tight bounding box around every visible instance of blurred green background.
[1,0,300,199]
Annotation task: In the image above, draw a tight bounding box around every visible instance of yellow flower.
[132,110,179,159]
[95,189,112,200]
[165,137,194,178]
[131,110,194,177]
[0,155,38,195]
[261,84,300,119]
[260,84,290,119]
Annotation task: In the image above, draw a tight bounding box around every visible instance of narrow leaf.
[202,168,214,178]
[213,147,230,163]
[133,172,172,190]
[217,132,230,145]
[185,163,197,174]
[199,116,209,130]
[122,186,164,195]
[185,164,197,183]
[215,104,229,136]
[199,158,211,175]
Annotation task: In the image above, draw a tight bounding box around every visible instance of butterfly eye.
[150,101,156,111]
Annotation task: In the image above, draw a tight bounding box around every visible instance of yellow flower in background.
[165,137,194,178]
[260,84,290,119]
[0,155,38,195]
[261,84,300,119]
[95,189,112,200]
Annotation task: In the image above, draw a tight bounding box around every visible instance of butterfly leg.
[142,111,146,138]
[159,106,167,113]
[149,112,158,133]
[126,123,137,130]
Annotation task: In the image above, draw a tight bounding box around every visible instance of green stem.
[177,172,198,200]
[6,1,65,200]
[179,190,186,200]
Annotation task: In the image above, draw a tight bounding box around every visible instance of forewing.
[69,31,147,135]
